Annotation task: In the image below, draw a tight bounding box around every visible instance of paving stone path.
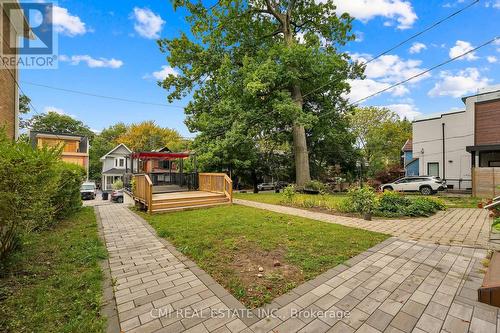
[234,199,495,249]
[97,204,499,333]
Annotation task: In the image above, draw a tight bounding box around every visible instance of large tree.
[117,121,183,152]
[25,111,95,139]
[158,0,362,185]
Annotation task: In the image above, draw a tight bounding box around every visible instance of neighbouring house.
[30,131,89,176]
[0,1,32,140]
[100,143,132,191]
[402,139,419,176]
[406,85,500,196]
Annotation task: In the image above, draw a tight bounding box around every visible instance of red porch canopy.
[130,152,190,160]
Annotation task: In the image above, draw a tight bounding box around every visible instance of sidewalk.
[97,204,498,333]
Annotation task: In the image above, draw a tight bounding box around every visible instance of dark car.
[111,190,124,203]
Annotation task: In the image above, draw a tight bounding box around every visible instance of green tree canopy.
[158,0,363,185]
[26,111,95,139]
[349,106,411,175]
[116,121,183,152]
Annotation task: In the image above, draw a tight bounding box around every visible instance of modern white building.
[408,85,500,193]
[100,143,132,191]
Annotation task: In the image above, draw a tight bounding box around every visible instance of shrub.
[375,192,445,217]
[112,179,124,190]
[347,186,377,217]
[304,180,326,192]
[404,197,445,217]
[377,191,410,215]
[281,185,296,204]
[0,131,85,260]
[0,134,60,258]
[51,163,85,221]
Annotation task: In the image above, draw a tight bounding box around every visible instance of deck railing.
[133,174,153,213]
[199,173,233,202]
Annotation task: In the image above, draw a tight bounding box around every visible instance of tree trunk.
[291,85,311,186]
[283,18,311,187]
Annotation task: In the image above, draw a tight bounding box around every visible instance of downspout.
[442,123,446,181]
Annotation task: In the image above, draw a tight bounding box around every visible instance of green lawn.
[0,207,107,333]
[142,205,388,308]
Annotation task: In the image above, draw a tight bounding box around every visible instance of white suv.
[380,176,446,195]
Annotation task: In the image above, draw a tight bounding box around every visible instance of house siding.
[413,111,473,189]
[474,99,500,145]
[0,8,18,140]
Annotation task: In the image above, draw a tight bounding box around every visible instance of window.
[427,163,439,177]
[115,158,125,168]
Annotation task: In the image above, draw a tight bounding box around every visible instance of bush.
[347,186,377,217]
[403,197,445,217]
[304,180,327,193]
[51,163,85,221]
[375,192,445,217]
[377,191,410,215]
[281,185,296,204]
[112,179,123,190]
[0,132,85,260]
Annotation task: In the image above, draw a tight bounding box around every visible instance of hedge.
[0,132,85,260]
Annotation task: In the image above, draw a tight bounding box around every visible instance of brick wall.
[0,8,18,140]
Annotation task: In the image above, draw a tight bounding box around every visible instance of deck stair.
[478,252,500,307]
[132,173,232,213]
[151,191,230,212]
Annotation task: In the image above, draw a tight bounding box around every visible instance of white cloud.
[60,55,124,68]
[346,79,408,102]
[487,56,498,63]
[383,103,422,119]
[332,0,417,29]
[409,42,427,54]
[131,7,165,39]
[449,40,478,61]
[144,65,178,80]
[43,106,76,118]
[52,5,87,36]
[354,31,364,42]
[352,53,430,84]
[346,53,429,102]
[428,68,491,97]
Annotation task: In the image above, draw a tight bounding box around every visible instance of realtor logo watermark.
[1,2,58,69]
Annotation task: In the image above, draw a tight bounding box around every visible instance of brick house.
[0,1,31,139]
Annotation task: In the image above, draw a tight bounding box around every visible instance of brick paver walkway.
[98,204,499,333]
[234,199,495,249]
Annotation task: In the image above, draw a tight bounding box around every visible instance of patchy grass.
[435,196,482,208]
[142,205,388,308]
[235,192,347,210]
[0,207,107,333]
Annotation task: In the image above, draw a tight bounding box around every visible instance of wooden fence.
[472,167,500,198]
[133,174,153,212]
[198,173,233,202]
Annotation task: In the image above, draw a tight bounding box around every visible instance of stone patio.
[97,204,499,333]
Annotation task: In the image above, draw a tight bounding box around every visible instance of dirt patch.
[229,242,303,307]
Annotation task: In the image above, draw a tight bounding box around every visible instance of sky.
[19,0,500,137]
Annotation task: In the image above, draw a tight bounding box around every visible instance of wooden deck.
[133,173,232,213]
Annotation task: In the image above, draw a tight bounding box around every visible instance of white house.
[100,143,132,191]
[408,85,500,194]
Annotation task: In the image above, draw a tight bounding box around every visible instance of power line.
[21,81,185,109]
[303,0,480,98]
[348,37,498,106]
